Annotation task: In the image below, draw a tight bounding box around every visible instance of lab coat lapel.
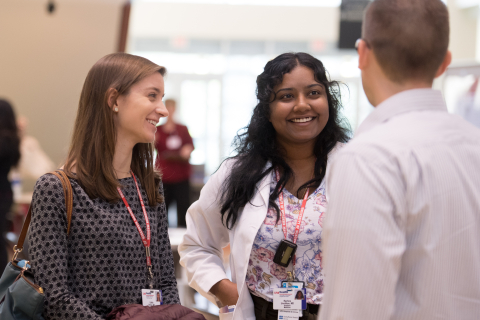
[234,167,272,282]
[232,167,272,319]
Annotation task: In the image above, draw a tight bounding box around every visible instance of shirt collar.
[355,88,448,137]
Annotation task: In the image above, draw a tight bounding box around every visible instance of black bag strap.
[12,170,74,261]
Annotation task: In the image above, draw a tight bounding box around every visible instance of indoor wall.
[0,0,124,173]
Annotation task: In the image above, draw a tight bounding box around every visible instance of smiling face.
[114,72,168,146]
[269,65,329,148]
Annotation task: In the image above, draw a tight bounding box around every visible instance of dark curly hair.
[219,52,350,229]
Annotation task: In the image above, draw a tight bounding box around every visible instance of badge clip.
[286,271,294,282]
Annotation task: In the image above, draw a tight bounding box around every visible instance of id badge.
[273,288,306,311]
[278,310,300,320]
[273,239,297,267]
[142,289,162,306]
[281,282,305,316]
[282,281,304,289]
[219,305,236,314]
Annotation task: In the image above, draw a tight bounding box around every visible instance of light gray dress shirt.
[319,89,480,320]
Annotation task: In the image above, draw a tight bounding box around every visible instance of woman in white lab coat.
[179,53,350,320]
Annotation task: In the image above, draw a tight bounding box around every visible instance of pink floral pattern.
[314,251,323,268]
[263,208,277,225]
[318,211,325,228]
[246,275,257,291]
[269,261,288,280]
[316,194,327,207]
[255,247,275,262]
[246,175,327,305]
[286,220,307,238]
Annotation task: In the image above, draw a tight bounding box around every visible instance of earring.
[114,107,118,112]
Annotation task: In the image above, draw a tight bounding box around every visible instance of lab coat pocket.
[219,311,234,320]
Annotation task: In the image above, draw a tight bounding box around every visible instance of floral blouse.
[246,175,326,305]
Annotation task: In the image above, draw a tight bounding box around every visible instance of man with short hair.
[319,0,480,319]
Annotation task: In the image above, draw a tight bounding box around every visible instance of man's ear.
[358,39,371,71]
[106,88,119,109]
[435,51,452,78]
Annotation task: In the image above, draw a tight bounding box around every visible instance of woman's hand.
[210,279,239,307]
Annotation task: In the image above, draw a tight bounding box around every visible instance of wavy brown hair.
[64,53,166,206]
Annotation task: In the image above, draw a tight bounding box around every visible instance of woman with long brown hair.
[29,53,180,319]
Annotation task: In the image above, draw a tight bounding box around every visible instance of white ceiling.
[130,1,340,41]
[455,0,479,8]
[136,0,341,7]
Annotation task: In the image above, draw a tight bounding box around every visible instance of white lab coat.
[179,159,273,320]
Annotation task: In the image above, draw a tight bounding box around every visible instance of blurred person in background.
[16,115,55,181]
[0,99,21,270]
[455,78,480,128]
[7,115,56,199]
[28,53,180,319]
[179,52,350,320]
[155,99,194,228]
[320,0,480,319]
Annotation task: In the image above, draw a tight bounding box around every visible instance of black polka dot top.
[28,173,180,320]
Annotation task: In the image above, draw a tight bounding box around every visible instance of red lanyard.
[117,171,152,268]
[275,168,310,267]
